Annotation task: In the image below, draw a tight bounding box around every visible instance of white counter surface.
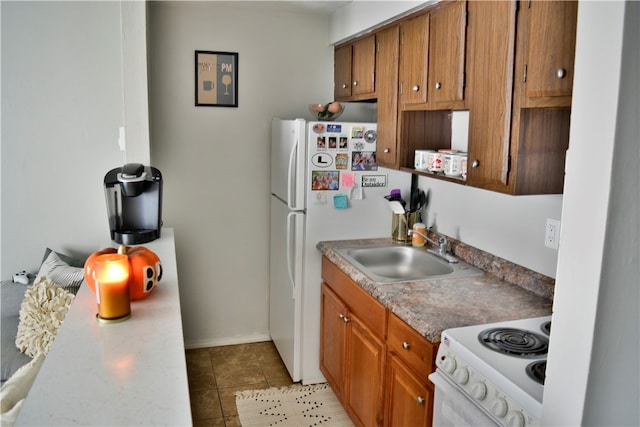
[16,228,192,426]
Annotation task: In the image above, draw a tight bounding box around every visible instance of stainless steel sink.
[335,245,484,283]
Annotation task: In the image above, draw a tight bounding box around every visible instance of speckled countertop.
[317,237,554,343]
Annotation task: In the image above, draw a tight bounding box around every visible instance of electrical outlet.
[545,218,561,250]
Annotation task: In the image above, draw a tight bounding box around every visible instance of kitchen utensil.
[409,174,418,211]
[387,200,405,214]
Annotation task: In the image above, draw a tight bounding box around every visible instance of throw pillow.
[1,282,32,385]
[15,279,75,358]
[40,248,86,269]
[35,250,84,295]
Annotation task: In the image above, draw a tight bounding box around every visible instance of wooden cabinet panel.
[428,0,467,108]
[321,257,387,427]
[387,313,437,383]
[346,316,386,427]
[399,14,429,105]
[321,257,387,335]
[352,36,376,97]
[320,283,348,401]
[334,35,376,101]
[385,354,433,427]
[523,0,577,102]
[335,44,352,99]
[465,0,517,192]
[375,26,400,168]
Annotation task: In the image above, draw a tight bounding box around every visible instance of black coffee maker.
[104,163,163,245]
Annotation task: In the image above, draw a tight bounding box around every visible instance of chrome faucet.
[408,228,459,263]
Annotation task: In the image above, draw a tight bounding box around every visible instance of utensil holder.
[391,211,419,242]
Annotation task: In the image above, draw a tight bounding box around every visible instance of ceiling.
[284,1,352,15]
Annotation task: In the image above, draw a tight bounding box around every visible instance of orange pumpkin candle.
[93,253,131,323]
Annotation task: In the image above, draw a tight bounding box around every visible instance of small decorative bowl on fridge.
[310,102,344,121]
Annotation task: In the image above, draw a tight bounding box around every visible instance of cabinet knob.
[353,80,358,87]
[384,148,390,153]
[435,82,442,90]
[416,396,425,405]
[402,341,410,350]
[343,316,350,324]
[556,68,567,79]
[472,160,480,168]
[341,83,347,89]
[412,85,420,92]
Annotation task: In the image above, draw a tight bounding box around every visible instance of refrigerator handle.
[287,138,297,211]
[286,211,297,296]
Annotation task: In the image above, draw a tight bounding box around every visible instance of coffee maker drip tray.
[113,229,160,245]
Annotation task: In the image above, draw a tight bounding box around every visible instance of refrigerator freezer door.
[271,118,307,210]
[269,196,304,382]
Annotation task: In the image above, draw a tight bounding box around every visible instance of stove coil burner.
[526,360,547,385]
[478,327,549,357]
[541,320,551,336]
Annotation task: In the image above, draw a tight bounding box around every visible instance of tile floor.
[186,341,295,426]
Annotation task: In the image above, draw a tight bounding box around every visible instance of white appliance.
[429,316,552,427]
[270,118,408,384]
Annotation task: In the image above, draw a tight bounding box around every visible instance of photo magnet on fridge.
[311,171,339,190]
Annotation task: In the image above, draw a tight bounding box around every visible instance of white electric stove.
[429,316,551,427]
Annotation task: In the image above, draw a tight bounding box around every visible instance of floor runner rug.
[235,383,354,426]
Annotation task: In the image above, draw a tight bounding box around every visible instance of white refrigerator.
[270,118,409,384]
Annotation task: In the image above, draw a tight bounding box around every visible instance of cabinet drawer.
[322,256,387,337]
[387,313,437,382]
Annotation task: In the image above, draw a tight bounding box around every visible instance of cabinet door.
[335,44,352,99]
[375,26,400,168]
[428,0,467,108]
[399,14,429,105]
[320,283,348,401]
[466,0,517,192]
[352,35,376,97]
[523,0,577,102]
[385,354,432,427]
[345,314,386,427]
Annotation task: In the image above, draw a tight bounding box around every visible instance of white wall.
[543,1,639,425]
[147,1,335,347]
[0,1,127,278]
[329,1,431,44]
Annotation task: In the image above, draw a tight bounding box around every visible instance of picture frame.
[195,50,238,107]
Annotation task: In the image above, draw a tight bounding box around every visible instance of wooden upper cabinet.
[465,0,517,192]
[399,14,429,105]
[518,0,578,107]
[427,0,467,109]
[352,35,376,97]
[334,35,376,101]
[375,26,400,169]
[335,44,352,99]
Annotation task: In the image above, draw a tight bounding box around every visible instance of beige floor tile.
[190,388,223,421]
[186,348,216,391]
[192,418,226,427]
[187,341,299,427]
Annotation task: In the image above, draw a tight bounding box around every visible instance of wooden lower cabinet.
[320,282,348,401]
[321,256,438,427]
[385,354,433,427]
[345,313,386,427]
[321,282,386,427]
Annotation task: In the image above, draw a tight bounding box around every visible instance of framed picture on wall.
[195,51,238,107]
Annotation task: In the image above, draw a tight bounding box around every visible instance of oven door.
[429,370,497,427]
